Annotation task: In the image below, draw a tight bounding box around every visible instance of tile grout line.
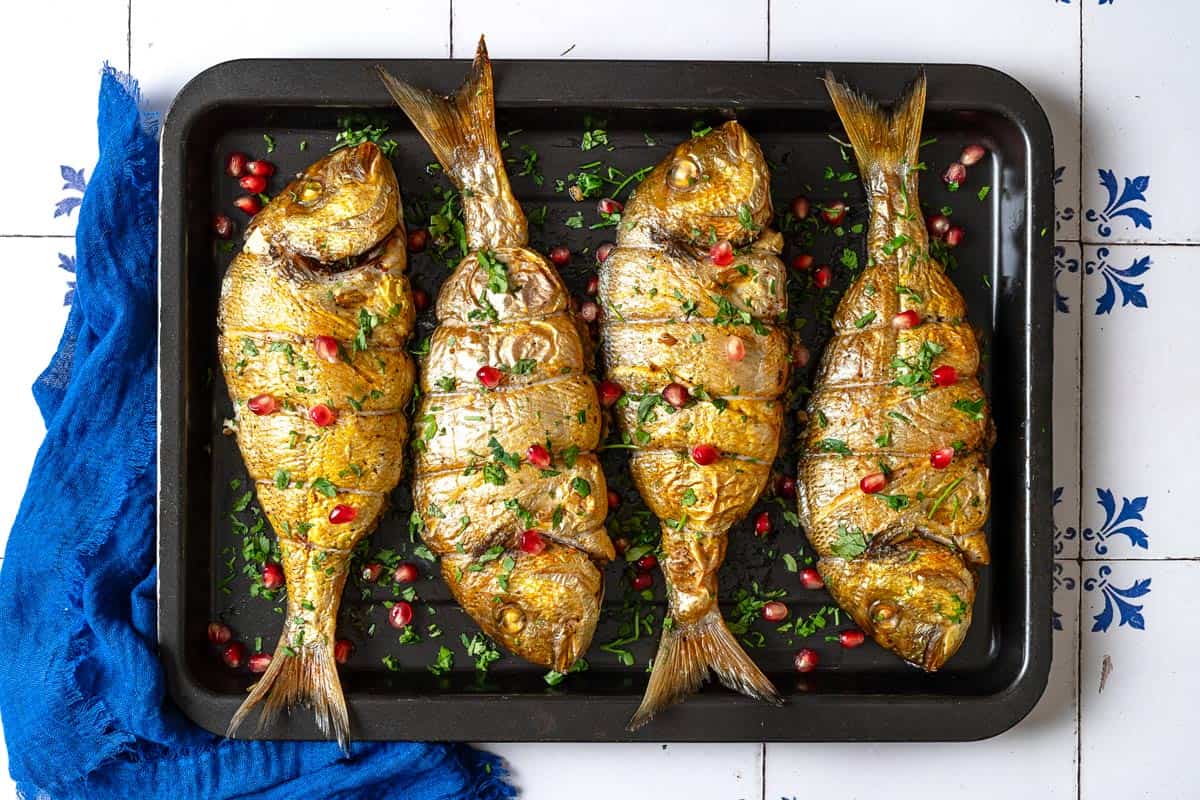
[127,0,132,75]
[760,741,766,800]
[448,0,454,59]
[765,0,771,61]
[0,235,74,240]
[1075,5,1084,800]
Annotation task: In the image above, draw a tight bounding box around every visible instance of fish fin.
[823,70,927,173]
[627,606,780,731]
[226,626,350,752]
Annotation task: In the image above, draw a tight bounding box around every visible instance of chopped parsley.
[428,645,454,676]
[831,525,868,559]
[479,250,511,294]
[952,398,986,421]
[854,311,876,329]
[814,438,853,457]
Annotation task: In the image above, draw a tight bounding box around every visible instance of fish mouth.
[719,120,750,161]
[920,626,948,671]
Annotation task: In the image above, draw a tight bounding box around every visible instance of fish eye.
[299,181,323,203]
[666,157,701,190]
[869,600,901,629]
[498,604,526,634]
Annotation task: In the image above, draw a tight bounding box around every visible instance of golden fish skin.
[219,142,415,750]
[599,121,786,729]
[379,38,612,672]
[798,73,992,671]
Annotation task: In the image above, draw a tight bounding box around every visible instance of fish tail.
[824,70,926,177]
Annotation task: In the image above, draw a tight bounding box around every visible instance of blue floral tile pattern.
[1054,245,1080,314]
[1052,561,1076,632]
[1084,565,1149,632]
[1053,486,1079,555]
[1085,247,1150,315]
[56,253,76,307]
[1054,166,1076,235]
[1082,488,1148,555]
[54,165,87,219]
[1085,170,1152,237]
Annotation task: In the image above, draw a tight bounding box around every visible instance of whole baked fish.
[599,122,788,729]
[378,39,613,671]
[218,142,415,748]
[797,73,992,670]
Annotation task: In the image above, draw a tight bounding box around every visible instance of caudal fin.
[627,606,780,731]
[823,70,926,173]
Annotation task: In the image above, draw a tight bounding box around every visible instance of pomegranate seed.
[239,174,267,194]
[579,300,600,322]
[754,511,772,536]
[407,228,429,253]
[329,504,357,524]
[726,335,746,362]
[691,444,719,466]
[597,197,623,216]
[549,246,571,267]
[393,562,419,583]
[821,201,847,226]
[813,265,833,289]
[248,652,272,673]
[595,242,615,264]
[598,380,624,406]
[213,214,233,239]
[859,472,887,494]
[793,342,811,368]
[838,629,866,649]
[334,639,355,664]
[709,239,734,266]
[791,253,814,271]
[636,554,658,571]
[413,288,430,311]
[222,642,247,669]
[931,365,959,387]
[309,404,337,427]
[476,365,502,388]
[388,600,414,628]
[959,144,987,167]
[798,568,825,591]
[314,335,340,363]
[790,196,810,219]
[247,394,278,416]
[927,214,951,239]
[930,447,955,469]
[892,310,921,330]
[233,195,261,215]
[226,152,248,177]
[943,162,967,189]
[614,537,630,556]
[662,382,690,409]
[520,530,547,555]
[247,159,276,177]
[761,601,789,622]
[526,443,551,469]
[794,647,819,673]
[586,275,600,295]
[607,490,621,509]
[631,572,653,591]
[775,474,797,500]
[360,562,383,583]
[945,226,965,248]
[261,562,284,589]
[207,622,232,645]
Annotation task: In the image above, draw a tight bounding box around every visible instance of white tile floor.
[0,1,1193,798]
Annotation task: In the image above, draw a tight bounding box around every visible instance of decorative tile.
[1054,243,1082,560]
[481,742,762,799]
[130,0,451,115]
[1082,245,1194,558]
[0,0,128,236]
[770,0,1082,241]
[452,0,767,59]
[1083,1,1191,242]
[1081,561,1194,798]
[764,560,1080,799]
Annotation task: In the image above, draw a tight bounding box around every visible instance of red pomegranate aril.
[636,554,658,571]
[791,253,814,271]
[476,365,502,388]
[662,382,690,409]
[945,226,965,248]
[412,288,430,311]
[761,601,789,622]
[248,652,272,673]
[360,562,383,583]
[309,403,337,427]
[239,174,267,194]
[631,572,653,592]
[222,642,247,669]
[794,647,819,673]
[213,213,233,239]
[549,246,571,267]
[798,567,825,591]
[207,622,232,645]
[393,562,419,583]
[943,161,967,188]
[821,201,847,226]
[931,365,959,387]
[927,214,951,239]
[329,504,357,524]
[597,197,623,215]
[579,300,600,322]
[526,443,552,469]
[607,490,621,509]
[892,309,921,330]
[775,474,797,500]
[599,379,624,407]
[813,265,833,289]
[520,529,547,555]
[226,151,248,177]
[595,242,615,264]
[586,275,599,295]
[691,444,719,466]
[388,601,414,629]
[334,639,355,664]
[247,159,276,177]
[838,629,866,649]
[407,227,429,253]
[930,447,955,470]
[314,335,340,363]
[754,511,772,537]
[860,472,887,494]
[234,195,261,215]
[793,342,811,368]
[709,239,734,266]
[790,195,811,220]
[959,144,987,167]
[261,562,284,589]
[726,335,746,362]
[247,394,278,416]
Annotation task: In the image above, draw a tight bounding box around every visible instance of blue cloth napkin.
[0,66,515,800]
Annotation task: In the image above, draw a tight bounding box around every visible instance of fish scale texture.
[0,66,514,800]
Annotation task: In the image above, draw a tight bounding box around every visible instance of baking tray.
[158,58,1054,742]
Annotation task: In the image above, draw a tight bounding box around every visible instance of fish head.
[253,141,399,263]
[632,121,772,245]
[819,537,976,671]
